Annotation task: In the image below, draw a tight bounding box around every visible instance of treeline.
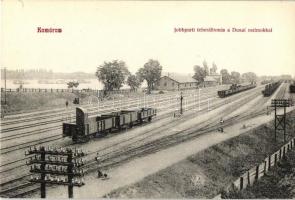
[95,59,260,94]
[193,60,257,84]
[96,59,162,94]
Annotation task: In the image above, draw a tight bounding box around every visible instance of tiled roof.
[204,76,217,82]
[162,73,197,83]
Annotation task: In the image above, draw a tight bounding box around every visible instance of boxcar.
[138,108,157,122]
[63,107,157,143]
[262,81,281,97]
[114,110,138,128]
[289,83,295,93]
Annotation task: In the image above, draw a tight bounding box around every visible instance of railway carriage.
[217,83,256,98]
[63,107,157,143]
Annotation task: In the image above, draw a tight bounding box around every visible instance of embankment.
[107,110,295,198]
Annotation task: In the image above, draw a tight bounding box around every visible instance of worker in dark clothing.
[97,170,103,178]
[1,109,4,119]
[218,118,224,132]
[66,100,69,107]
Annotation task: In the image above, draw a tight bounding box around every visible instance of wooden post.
[247,171,250,186]
[283,146,286,158]
[264,160,267,174]
[40,147,46,198]
[67,149,74,198]
[255,165,259,181]
[274,153,277,165]
[268,155,271,169]
[274,103,277,141]
[279,149,282,160]
[240,177,243,190]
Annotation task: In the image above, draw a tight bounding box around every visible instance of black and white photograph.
[0,0,295,198]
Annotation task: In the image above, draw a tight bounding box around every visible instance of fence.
[223,137,295,195]
[0,88,138,96]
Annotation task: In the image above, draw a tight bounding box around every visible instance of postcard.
[1,0,295,199]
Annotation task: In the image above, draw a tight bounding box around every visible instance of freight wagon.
[262,81,281,97]
[63,107,157,142]
[217,83,256,98]
[290,81,295,93]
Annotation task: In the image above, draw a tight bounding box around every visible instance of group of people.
[96,154,109,180]
[218,118,224,132]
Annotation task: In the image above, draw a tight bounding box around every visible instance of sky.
[1,1,295,77]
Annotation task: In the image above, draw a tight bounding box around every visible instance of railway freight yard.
[2,1,295,199]
[1,79,295,198]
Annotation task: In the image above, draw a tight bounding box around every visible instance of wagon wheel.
[148,117,152,122]
[139,119,143,124]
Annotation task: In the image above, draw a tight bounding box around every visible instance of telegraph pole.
[271,99,292,142]
[4,67,7,105]
[25,146,85,198]
[180,92,183,115]
[67,152,74,198]
[40,147,46,198]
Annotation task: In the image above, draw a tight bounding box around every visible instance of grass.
[106,110,295,198]
[2,92,79,114]
[223,150,295,198]
[1,90,146,115]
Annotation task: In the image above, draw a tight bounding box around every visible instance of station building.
[203,73,222,86]
[156,73,198,91]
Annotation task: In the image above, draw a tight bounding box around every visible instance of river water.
[0,79,131,90]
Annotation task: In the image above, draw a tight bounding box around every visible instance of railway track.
[0,85,266,167]
[0,91,205,132]
[0,89,220,153]
[0,86,265,197]
[8,90,271,198]
[0,93,217,156]
[0,86,262,167]
[0,84,250,152]
[0,126,60,141]
[0,90,192,124]
[0,87,224,128]
[0,135,63,154]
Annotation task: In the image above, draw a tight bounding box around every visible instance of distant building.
[204,73,222,86]
[156,73,198,91]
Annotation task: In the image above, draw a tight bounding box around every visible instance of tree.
[231,71,241,84]
[127,75,141,91]
[193,65,206,83]
[67,81,79,88]
[95,60,130,91]
[137,59,162,93]
[220,69,231,84]
[210,62,218,74]
[203,60,209,76]
[241,72,257,83]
